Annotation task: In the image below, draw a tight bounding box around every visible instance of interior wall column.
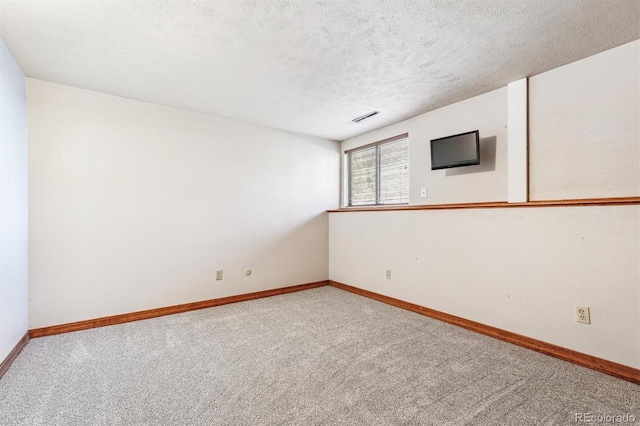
[507,78,528,202]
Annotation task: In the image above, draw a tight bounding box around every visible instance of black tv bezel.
[430,130,480,170]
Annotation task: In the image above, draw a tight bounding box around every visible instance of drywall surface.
[329,206,640,368]
[529,39,640,200]
[28,79,339,328]
[0,39,28,362]
[507,79,528,202]
[341,88,507,206]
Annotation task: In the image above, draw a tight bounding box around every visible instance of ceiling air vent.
[352,111,379,123]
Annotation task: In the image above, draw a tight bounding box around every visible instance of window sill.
[328,197,640,213]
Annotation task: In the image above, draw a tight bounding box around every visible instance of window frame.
[345,133,409,207]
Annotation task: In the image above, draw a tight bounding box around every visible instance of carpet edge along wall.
[0,333,29,380]
[28,281,329,338]
[328,281,640,385]
[10,280,638,385]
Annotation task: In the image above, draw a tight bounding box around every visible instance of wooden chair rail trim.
[29,281,329,338]
[0,333,29,380]
[328,196,640,212]
[329,280,640,385]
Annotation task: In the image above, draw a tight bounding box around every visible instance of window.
[346,134,409,206]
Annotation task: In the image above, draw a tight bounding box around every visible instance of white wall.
[330,42,640,368]
[330,207,640,368]
[0,39,28,362]
[342,88,507,206]
[529,40,640,200]
[28,79,339,328]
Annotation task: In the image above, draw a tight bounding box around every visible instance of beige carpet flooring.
[0,286,638,425]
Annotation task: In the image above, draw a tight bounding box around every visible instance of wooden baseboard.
[30,281,329,338]
[25,279,640,384]
[0,333,29,380]
[329,280,640,385]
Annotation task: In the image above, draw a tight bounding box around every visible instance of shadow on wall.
[247,211,329,284]
[86,211,330,315]
[183,211,329,294]
[445,136,496,176]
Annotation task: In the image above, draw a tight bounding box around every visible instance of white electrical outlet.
[385,269,392,279]
[420,187,427,198]
[576,306,590,324]
[215,270,223,280]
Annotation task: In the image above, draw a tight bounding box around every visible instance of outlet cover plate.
[576,306,590,324]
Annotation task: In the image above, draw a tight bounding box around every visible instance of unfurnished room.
[0,1,639,425]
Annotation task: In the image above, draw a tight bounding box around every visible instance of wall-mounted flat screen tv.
[430,130,480,170]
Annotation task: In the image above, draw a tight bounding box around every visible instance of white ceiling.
[0,1,638,141]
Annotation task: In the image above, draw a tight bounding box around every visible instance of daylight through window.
[346,134,409,206]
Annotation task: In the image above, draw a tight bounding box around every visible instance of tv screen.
[430,130,480,170]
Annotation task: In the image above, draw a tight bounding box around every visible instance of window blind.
[347,134,409,206]
[379,138,409,204]
[349,147,376,206]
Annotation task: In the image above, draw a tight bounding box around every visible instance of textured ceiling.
[0,1,639,141]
